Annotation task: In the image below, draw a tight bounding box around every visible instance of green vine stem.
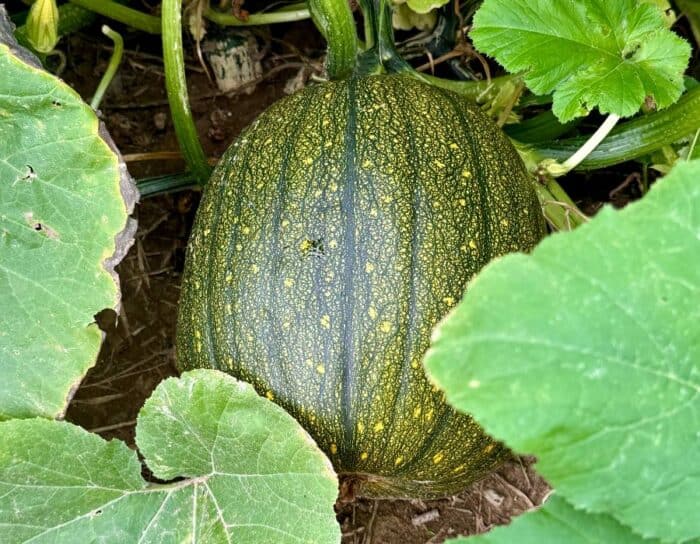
[532,85,700,170]
[162,0,212,183]
[360,0,525,103]
[137,172,199,197]
[534,176,588,231]
[504,110,578,143]
[357,0,375,50]
[689,128,700,159]
[422,73,525,104]
[68,0,161,34]
[90,25,123,110]
[307,0,358,79]
[65,1,312,35]
[204,6,311,26]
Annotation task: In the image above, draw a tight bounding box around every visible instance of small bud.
[26,0,59,54]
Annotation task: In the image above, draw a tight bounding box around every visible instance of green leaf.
[425,160,700,543]
[0,370,341,543]
[0,20,135,420]
[453,495,660,543]
[470,0,691,121]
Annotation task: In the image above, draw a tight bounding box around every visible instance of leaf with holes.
[0,13,136,420]
[470,0,691,121]
[0,369,341,543]
[426,160,700,542]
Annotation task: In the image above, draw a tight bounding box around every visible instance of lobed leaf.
[425,160,700,542]
[0,370,341,543]
[470,0,691,121]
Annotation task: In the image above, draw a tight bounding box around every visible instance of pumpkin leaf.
[0,369,341,543]
[455,495,660,544]
[470,0,692,121]
[0,13,136,420]
[425,159,700,543]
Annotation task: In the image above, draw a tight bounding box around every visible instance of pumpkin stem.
[308,0,359,80]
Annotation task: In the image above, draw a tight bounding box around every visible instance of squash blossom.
[26,0,59,53]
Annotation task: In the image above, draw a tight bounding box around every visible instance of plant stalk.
[308,0,358,79]
[68,0,161,34]
[532,86,700,170]
[558,113,620,173]
[90,25,123,110]
[137,173,199,197]
[203,7,311,26]
[360,0,525,104]
[689,129,700,160]
[162,0,212,183]
[534,177,587,231]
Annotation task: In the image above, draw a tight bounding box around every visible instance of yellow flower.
[27,0,59,53]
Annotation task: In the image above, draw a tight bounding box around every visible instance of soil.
[55,13,650,543]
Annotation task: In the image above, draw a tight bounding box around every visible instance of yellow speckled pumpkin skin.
[177,75,546,498]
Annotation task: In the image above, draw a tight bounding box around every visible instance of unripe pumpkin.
[177,75,546,498]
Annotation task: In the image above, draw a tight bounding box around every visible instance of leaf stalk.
[162,0,212,183]
[90,25,123,110]
[203,6,311,27]
[559,113,621,173]
[68,0,161,34]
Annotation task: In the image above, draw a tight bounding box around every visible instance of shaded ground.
[58,14,649,542]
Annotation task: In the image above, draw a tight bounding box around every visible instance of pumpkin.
[176,74,546,498]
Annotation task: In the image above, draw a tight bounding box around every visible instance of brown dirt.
[55,18,590,542]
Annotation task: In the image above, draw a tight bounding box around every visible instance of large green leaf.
[0,12,136,420]
[458,495,660,544]
[0,369,341,543]
[471,0,691,121]
[425,160,700,543]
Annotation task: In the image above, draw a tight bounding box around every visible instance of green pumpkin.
[177,74,546,498]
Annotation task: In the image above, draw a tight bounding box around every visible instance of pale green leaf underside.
[405,0,448,15]
[454,495,660,543]
[471,0,691,121]
[0,43,128,419]
[0,370,340,543]
[426,160,700,543]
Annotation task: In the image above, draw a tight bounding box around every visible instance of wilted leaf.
[0,14,135,420]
